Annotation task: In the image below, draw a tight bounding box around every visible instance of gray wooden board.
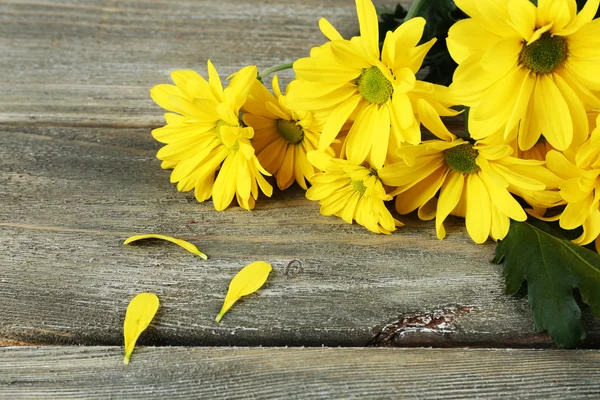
[1,347,600,399]
[0,0,599,348]
[0,0,398,126]
[1,124,599,347]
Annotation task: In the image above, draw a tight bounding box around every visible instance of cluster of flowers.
[151,0,600,251]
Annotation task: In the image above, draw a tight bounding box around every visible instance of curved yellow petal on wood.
[123,293,159,365]
[216,261,272,322]
[123,234,208,260]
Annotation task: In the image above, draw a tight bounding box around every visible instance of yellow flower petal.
[307,150,333,172]
[537,0,572,32]
[417,98,455,141]
[479,171,527,222]
[212,155,238,211]
[508,0,537,41]
[216,261,272,322]
[123,293,159,365]
[436,170,465,240]
[553,72,589,147]
[560,194,595,230]
[417,197,438,221]
[278,145,295,189]
[546,150,580,180]
[560,178,590,203]
[150,84,185,114]
[346,105,377,166]
[319,18,344,41]
[557,0,599,36]
[517,100,542,151]
[207,60,224,100]
[490,203,511,241]
[395,168,447,215]
[405,39,437,75]
[123,234,208,260]
[558,68,600,109]
[447,19,501,64]
[369,106,391,169]
[355,0,379,62]
[504,69,535,136]
[465,173,492,244]
[391,92,414,130]
[532,75,573,150]
[480,37,521,75]
[293,57,363,84]
[319,95,362,151]
[573,209,600,247]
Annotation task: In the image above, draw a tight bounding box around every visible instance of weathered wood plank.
[1,0,599,348]
[0,0,404,126]
[1,124,599,347]
[1,347,599,399]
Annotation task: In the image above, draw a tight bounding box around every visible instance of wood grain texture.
[1,124,599,347]
[1,347,599,399]
[0,0,403,126]
[1,0,599,348]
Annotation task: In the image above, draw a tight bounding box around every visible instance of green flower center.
[443,143,479,174]
[518,32,568,74]
[356,67,393,105]
[276,119,304,144]
[350,169,378,195]
[351,179,367,195]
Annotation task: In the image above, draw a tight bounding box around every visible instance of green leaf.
[493,220,600,348]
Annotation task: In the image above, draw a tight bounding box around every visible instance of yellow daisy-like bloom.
[150,62,272,211]
[286,0,459,169]
[305,152,403,234]
[448,0,600,151]
[242,76,335,190]
[379,137,561,243]
[545,120,600,251]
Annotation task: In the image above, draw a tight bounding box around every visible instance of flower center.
[518,32,568,74]
[356,67,393,105]
[351,179,367,195]
[276,119,304,144]
[443,143,479,174]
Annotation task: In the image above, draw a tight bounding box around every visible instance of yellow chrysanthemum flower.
[448,0,600,151]
[545,120,600,251]
[379,137,561,243]
[286,0,459,169]
[150,62,272,211]
[305,152,403,234]
[242,76,335,190]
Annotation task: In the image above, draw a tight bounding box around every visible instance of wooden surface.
[3,122,599,348]
[1,0,600,397]
[1,347,599,399]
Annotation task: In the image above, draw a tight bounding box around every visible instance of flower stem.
[404,0,429,21]
[258,62,294,81]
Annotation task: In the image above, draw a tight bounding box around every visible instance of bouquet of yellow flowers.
[150,0,600,348]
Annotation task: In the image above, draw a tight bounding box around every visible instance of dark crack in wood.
[370,304,476,347]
